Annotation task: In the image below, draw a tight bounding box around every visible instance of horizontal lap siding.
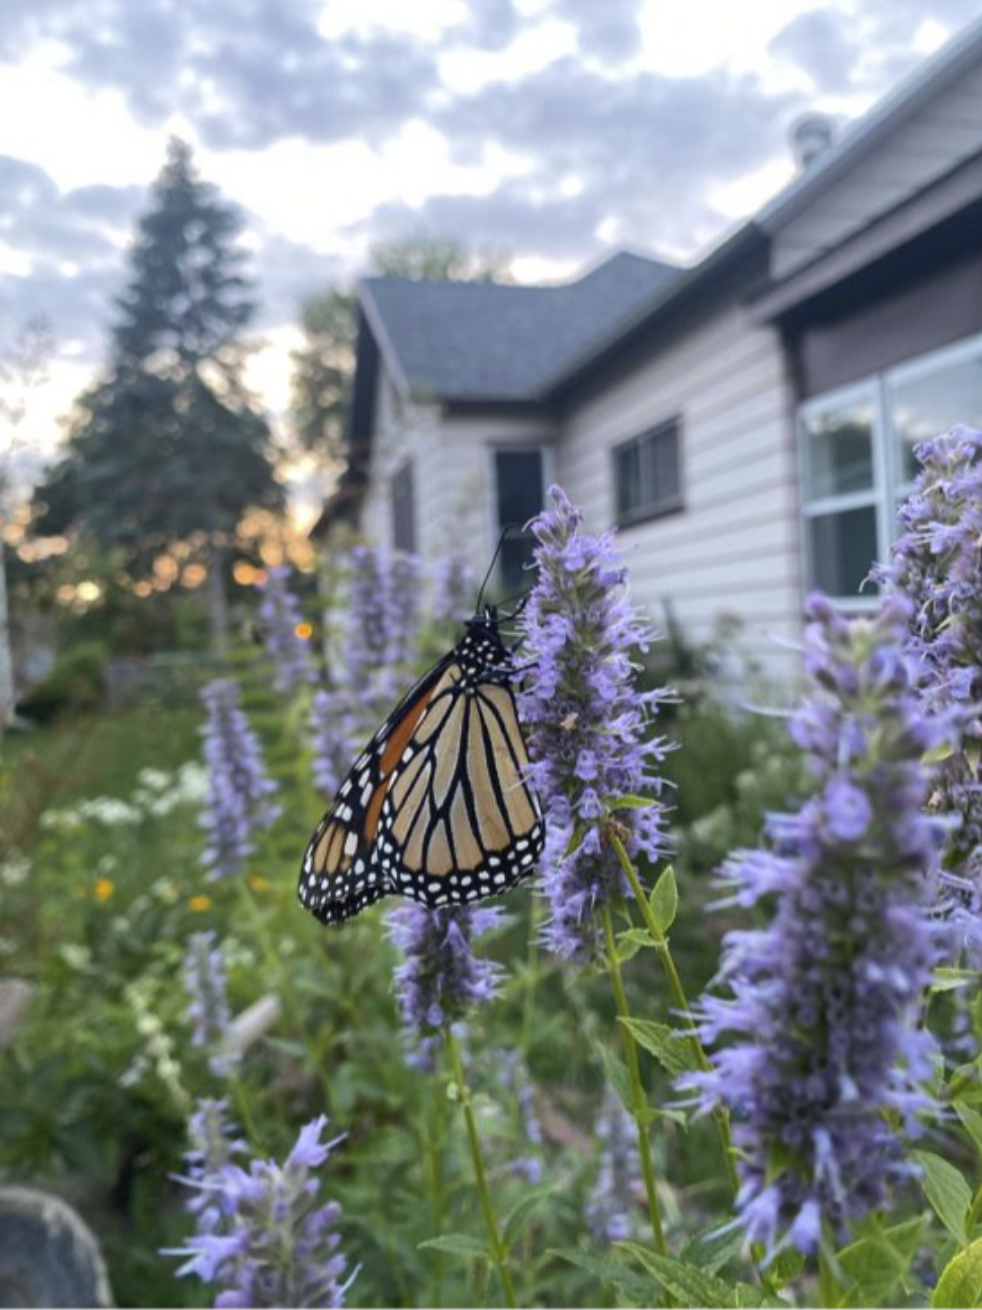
[358,372,556,586]
[559,302,802,682]
[431,417,556,579]
[772,61,982,278]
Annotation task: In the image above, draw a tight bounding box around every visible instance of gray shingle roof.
[360,251,680,403]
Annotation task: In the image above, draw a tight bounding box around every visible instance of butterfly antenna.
[475,523,520,612]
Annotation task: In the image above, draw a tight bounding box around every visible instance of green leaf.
[914,1151,973,1245]
[549,1247,656,1302]
[618,927,655,950]
[618,1242,764,1308]
[607,794,657,810]
[837,1216,925,1307]
[650,865,679,934]
[680,1224,746,1274]
[616,928,654,962]
[418,1233,489,1259]
[767,1246,805,1291]
[597,1042,638,1118]
[263,1036,309,1059]
[563,824,588,859]
[924,739,957,764]
[619,1017,699,1076]
[933,1236,982,1308]
[957,1104,982,1156]
[933,968,982,994]
[503,1188,555,1249]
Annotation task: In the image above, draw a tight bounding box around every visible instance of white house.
[317,18,982,680]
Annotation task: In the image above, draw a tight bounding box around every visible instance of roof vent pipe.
[789,113,836,169]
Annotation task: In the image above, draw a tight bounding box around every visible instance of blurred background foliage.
[0,595,805,1306]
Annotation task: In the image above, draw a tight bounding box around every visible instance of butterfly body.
[299,607,544,925]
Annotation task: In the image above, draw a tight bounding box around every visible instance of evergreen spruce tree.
[35,139,281,652]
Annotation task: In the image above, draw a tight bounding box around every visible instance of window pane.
[807,505,879,597]
[803,398,875,499]
[494,449,544,592]
[614,419,682,525]
[616,442,643,519]
[889,349,982,484]
[650,427,680,502]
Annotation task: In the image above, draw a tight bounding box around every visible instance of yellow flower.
[188,894,212,912]
[93,878,115,902]
[249,875,271,892]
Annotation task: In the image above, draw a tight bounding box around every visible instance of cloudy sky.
[2,0,979,454]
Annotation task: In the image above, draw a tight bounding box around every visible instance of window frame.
[797,328,982,608]
[611,416,685,529]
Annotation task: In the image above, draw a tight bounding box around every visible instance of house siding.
[360,362,556,577]
[772,60,982,278]
[559,302,801,680]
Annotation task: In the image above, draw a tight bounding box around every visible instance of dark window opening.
[494,447,545,593]
[613,418,684,527]
[391,460,416,553]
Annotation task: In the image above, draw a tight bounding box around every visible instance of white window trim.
[798,328,982,604]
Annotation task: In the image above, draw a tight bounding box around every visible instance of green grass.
[0,706,201,860]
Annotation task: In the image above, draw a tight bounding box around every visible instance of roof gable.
[359,251,679,405]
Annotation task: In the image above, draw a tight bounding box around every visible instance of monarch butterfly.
[298,603,544,925]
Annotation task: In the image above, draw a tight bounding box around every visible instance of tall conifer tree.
[36,139,281,651]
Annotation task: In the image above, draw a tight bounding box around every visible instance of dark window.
[807,505,880,598]
[391,460,416,553]
[613,419,683,526]
[494,447,545,593]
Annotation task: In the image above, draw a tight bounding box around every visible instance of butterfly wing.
[377,671,544,907]
[298,654,455,924]
[299,614,544,924]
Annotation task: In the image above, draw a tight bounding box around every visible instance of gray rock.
[0,981,34,1048]
[0,1188,113,1307]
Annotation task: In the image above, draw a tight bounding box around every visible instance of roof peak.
[362,247,677,294]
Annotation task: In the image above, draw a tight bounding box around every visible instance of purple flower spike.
[387,551,422,669]
[184,931,236,1077]
[257,566,317,695]
[519,485,674,960]
[310,545,423,798]
[166,1114,354,1308]
[346,544,395,696]
[587,1087,642,1243]
[431,548,476,629]
[882,426,982,946]
[200,680,281,880]
[387,902,504,1044]
[685,595,947,1257]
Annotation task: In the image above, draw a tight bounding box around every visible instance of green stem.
[444,1025,517,1309]
[229,1069,263,1149]
[610,833,780,1292]
[421,1095,448,1308]
[610,832,740,1197]
[818,1244,840,1309]
[601,904,669,1258]
[968,1178,982,1234]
